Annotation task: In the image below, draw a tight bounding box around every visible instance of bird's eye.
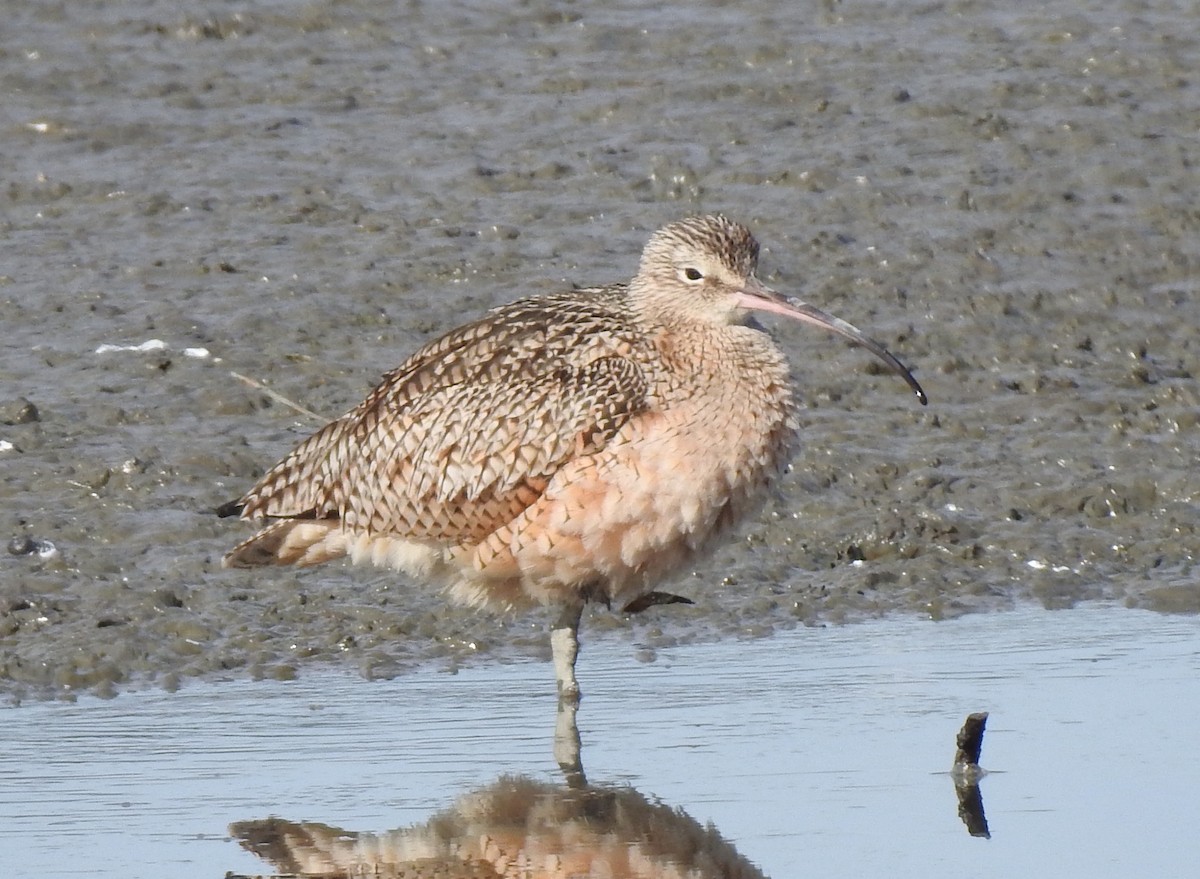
[683,267,703,282]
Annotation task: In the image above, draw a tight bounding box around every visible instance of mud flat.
[2,0,1198,701]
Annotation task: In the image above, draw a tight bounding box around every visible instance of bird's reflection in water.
[553,697,585,789]
[230,697,767,878]
[231,773,767,879]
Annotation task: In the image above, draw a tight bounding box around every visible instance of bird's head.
[634,214,762,326]
[633,215,927,406]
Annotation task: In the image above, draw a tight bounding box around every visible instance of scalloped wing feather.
[229,287,649,546]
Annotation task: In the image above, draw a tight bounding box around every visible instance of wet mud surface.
[2,0,1198,701]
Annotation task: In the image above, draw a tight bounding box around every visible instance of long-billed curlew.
[218,215,926,698]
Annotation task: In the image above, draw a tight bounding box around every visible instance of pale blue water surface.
[1,604,1196,878]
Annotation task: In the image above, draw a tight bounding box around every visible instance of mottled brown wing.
[230,288,648,544]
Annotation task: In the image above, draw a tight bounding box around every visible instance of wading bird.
[219,215,926,699]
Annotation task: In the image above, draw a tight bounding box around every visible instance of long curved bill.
[735,280,928,406]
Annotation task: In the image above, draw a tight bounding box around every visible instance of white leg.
[551,603,583,701]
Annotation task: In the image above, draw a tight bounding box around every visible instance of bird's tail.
[223,520,347,568]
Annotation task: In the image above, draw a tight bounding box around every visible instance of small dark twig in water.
[953,711,989,776]
[951,711,990,838]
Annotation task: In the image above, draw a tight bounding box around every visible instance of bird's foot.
[622,591,695,614]
[557,679,582,704]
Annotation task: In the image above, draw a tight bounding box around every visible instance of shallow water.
[1,606,1196,878]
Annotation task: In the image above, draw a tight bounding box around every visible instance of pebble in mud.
[0,398,40,425]
[7,537,59,560]
[2,1,1199,701]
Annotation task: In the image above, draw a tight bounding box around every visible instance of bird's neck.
[645,317,791,397]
